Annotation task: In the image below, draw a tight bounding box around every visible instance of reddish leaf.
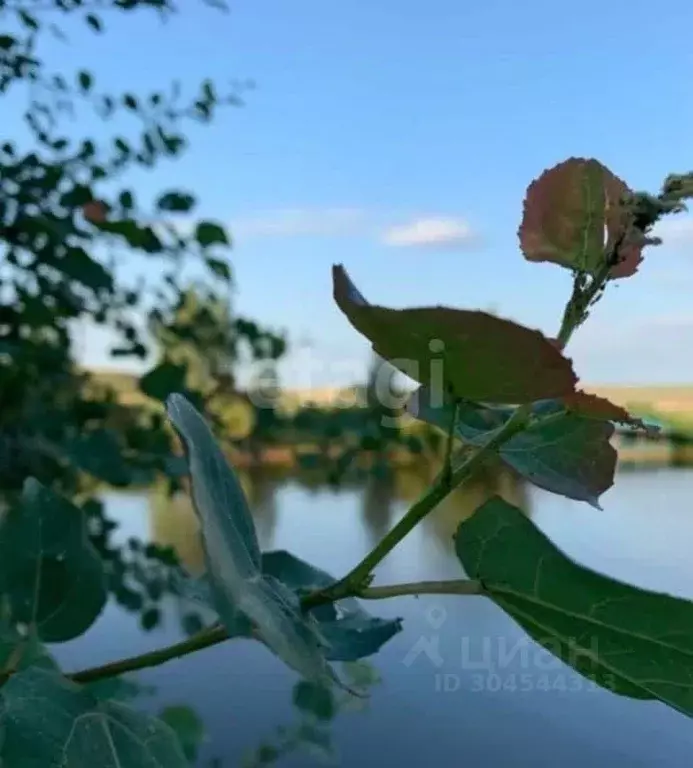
[519,157,643,279]
[563,391,659,436]
[82,200,108,224]
[332,264,579,404]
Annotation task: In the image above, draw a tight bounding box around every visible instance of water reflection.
[75,466,693,767]
[146,464,531,576]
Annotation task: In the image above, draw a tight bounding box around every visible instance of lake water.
[49,466,693,767]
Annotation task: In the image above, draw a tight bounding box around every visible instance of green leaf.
[196,221,230,247]
[123,93,138,111]
[77,70,93,92]
[84,675,151,704]
[159,705,206,762]
[17,10,39,30]
[205,257,232,282]
[407,390,616,507]
[292,681,336,722]
[0,480,107,642]
[0,622,57,674]
[64,429,133,486]
[156,191,196,213]
[58,248,113,293]
[119,190,135,211]
[261,550,403,661]
[0,667,187,766]
[85,13,103,32]
[332,264,577,404]
[165,395,351,689]
[95,219,163,253]
[139,361,188,402]
[140,607,161,631]
[455,497,693,718]
[518,157,643,279]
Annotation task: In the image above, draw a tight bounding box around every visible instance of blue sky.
[11,0,693,386]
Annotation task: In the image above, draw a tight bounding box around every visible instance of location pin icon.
[426,605,447,630]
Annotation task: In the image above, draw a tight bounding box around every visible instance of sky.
[8,0,693,387]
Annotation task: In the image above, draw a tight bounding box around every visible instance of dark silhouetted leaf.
[64,429,133,486]
[455,497,693,718]
[140,607,161,631]
[407,389,616,507]
[564,391,660,436]
[85,13,103,32]
[332,264,578,404]
[205,257,232,282]
[140,360,188,402]
[0,667,187,766]
[0,479,107,642]
[196,221,230,247]
[58,248,113,292]
[77,70,93,92]
[156,191,196,213]
[518,157,643,278]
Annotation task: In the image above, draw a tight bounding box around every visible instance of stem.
[68,624,228,685]
[67,578,484,684]
[360,579,482,599]
[441,399,459,484]
[557,261,612,348]
[303,404,530,609]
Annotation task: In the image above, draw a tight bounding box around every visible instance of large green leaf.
[332,264,578,404]
[165,394,348,689]
[0,479,107,642]
[407,389,616,507]
[455,497,693,717]
[0,667,187,767]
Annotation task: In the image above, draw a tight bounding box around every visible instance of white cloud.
[160,208,482,250]
[231,208,368,238]
[380,217,478,249]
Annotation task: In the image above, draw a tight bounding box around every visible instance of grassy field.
[82,368,693,425]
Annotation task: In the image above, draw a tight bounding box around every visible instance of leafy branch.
[68,577,484,685]
[5,152,693,766]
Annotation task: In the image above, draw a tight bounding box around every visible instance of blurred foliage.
[242,662,381,767]
[0,0,292,636]
[0,3,424,762]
